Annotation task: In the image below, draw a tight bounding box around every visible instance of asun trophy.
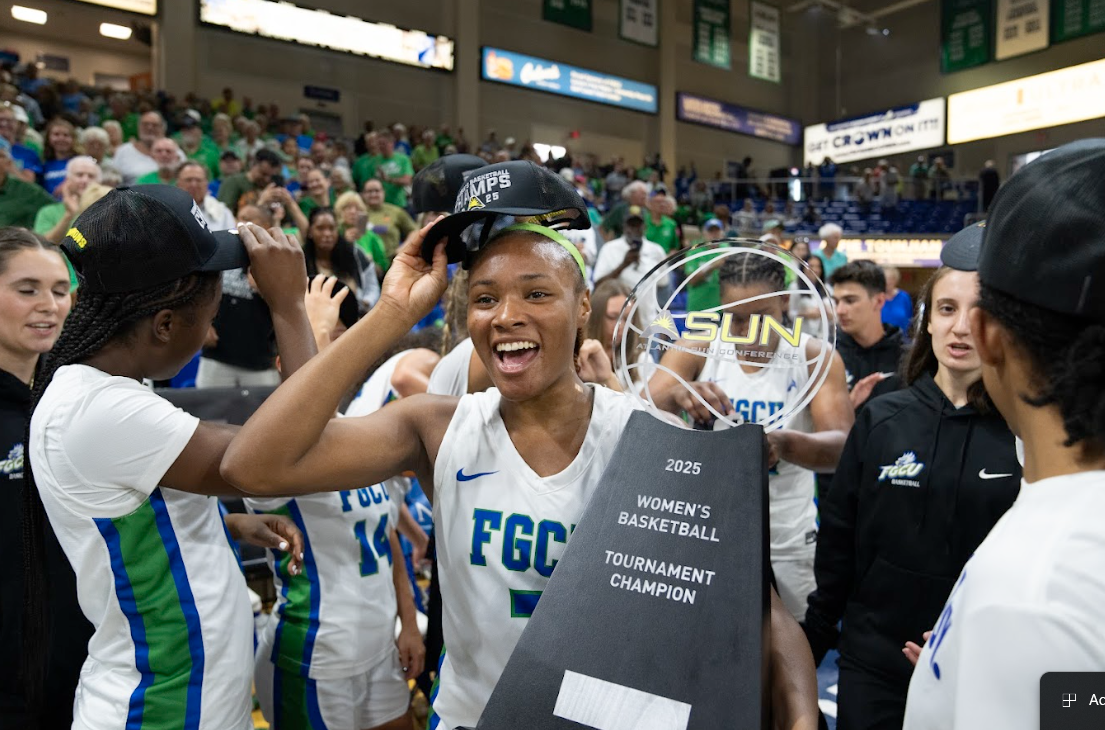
[474,240,837,730]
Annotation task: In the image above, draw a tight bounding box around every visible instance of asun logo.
[1,443,24,478]
[878,451,924,485]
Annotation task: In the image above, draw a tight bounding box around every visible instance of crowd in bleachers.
[0,66,988,261]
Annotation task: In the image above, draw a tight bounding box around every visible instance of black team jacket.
[0,367,92,728]
[804,372,1021,685]
[837,324,908,408]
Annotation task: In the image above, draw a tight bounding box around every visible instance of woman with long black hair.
[805,223,1021,730]
[22,185,310,728]
[903,140,1105,730]
[302,206,379,318]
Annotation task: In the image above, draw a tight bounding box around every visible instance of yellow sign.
[947,57,1105,144]
[684,312,803,348]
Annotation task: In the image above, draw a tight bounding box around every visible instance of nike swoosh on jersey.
[457,468,500,482]
[978,469,1014,480]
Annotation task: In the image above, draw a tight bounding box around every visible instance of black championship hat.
[410,154,486,214]
[420,160,591,264]
[62,185,249,294]
[979,138,1105,322]
[940,221,985,271]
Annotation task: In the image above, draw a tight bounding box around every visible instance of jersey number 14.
[353,515,392,577]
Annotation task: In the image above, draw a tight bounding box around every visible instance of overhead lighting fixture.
[99,22,132,39]
[11,5,47,24]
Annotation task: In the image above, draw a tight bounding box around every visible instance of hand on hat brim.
[380,215,450,327]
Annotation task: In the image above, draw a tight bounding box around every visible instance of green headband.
[497,222,587,279]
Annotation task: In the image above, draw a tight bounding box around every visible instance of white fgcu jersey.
[428,386,638,730]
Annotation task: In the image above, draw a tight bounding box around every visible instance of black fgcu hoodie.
[804,372,1021,684]
[0,368,92,727]
[837,324,908,407]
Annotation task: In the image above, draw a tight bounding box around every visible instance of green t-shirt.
[411,144,440,172]
[216,172,263,213]
[355,230,390,274]
[298,190,336,218]
[375,153,414,208]
[0,175,56,228]
[646,215,679,253]
[33,201,67,237]
[135,170,174,186]
[366,204,417,259]
[683,246,726,313]
[352,153,380,191]
[601,202,629,238]
[434,134,454,151]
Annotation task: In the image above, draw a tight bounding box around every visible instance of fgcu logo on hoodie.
[1,443,24,480]
[879,451,924,487]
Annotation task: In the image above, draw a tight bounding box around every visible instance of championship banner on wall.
[995,0,1050,59]
[620,0,659,46]
[693,0,732,69]
[542,0,593,31]
[941,0,994,73]
[749,1,781,83]
[803,98,946,166]
[1051,0,1105,43]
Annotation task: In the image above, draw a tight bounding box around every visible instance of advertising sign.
[677,92,801,145]
[995,0,1050,59]
[749,1,781,82]
[947,57,1105,143]
[75,0,156,14]
[481,47,658,113]
[803,98,947,166]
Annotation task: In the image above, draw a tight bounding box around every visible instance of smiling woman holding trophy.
[222,161,820,730]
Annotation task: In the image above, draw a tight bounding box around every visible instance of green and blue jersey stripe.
[94,487,205,730]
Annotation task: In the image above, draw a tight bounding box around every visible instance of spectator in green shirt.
[411,129,440,172]
[176,118,220,180]
[135,138,184,186]
[33,156,101,244]
[645,187,679,254]
[217,147,282,215]
[361,178,416,260]
[434,124,455,153]
[351,131,380,191]
[373,132,414,208]
[298,168,336,218]
[333,190,389,280]
[682,218,728,312]
[0,146,56,228]
[601,180,649,241]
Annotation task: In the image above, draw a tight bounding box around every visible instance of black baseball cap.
[410,154,486,214]
[940,221,984,271]
[980,139,1105,322]
[62,185,249,294]
[421,160,590,264]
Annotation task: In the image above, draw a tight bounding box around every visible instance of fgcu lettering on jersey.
[469,508,574,617]
[1,442,23,479]
[878,451,925,486]
[454,169,513,213]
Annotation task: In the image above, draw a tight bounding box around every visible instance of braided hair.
[718,249,788,292]
[979,284,1105,450]
[20,271,218,721]
[441,268,469,356]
